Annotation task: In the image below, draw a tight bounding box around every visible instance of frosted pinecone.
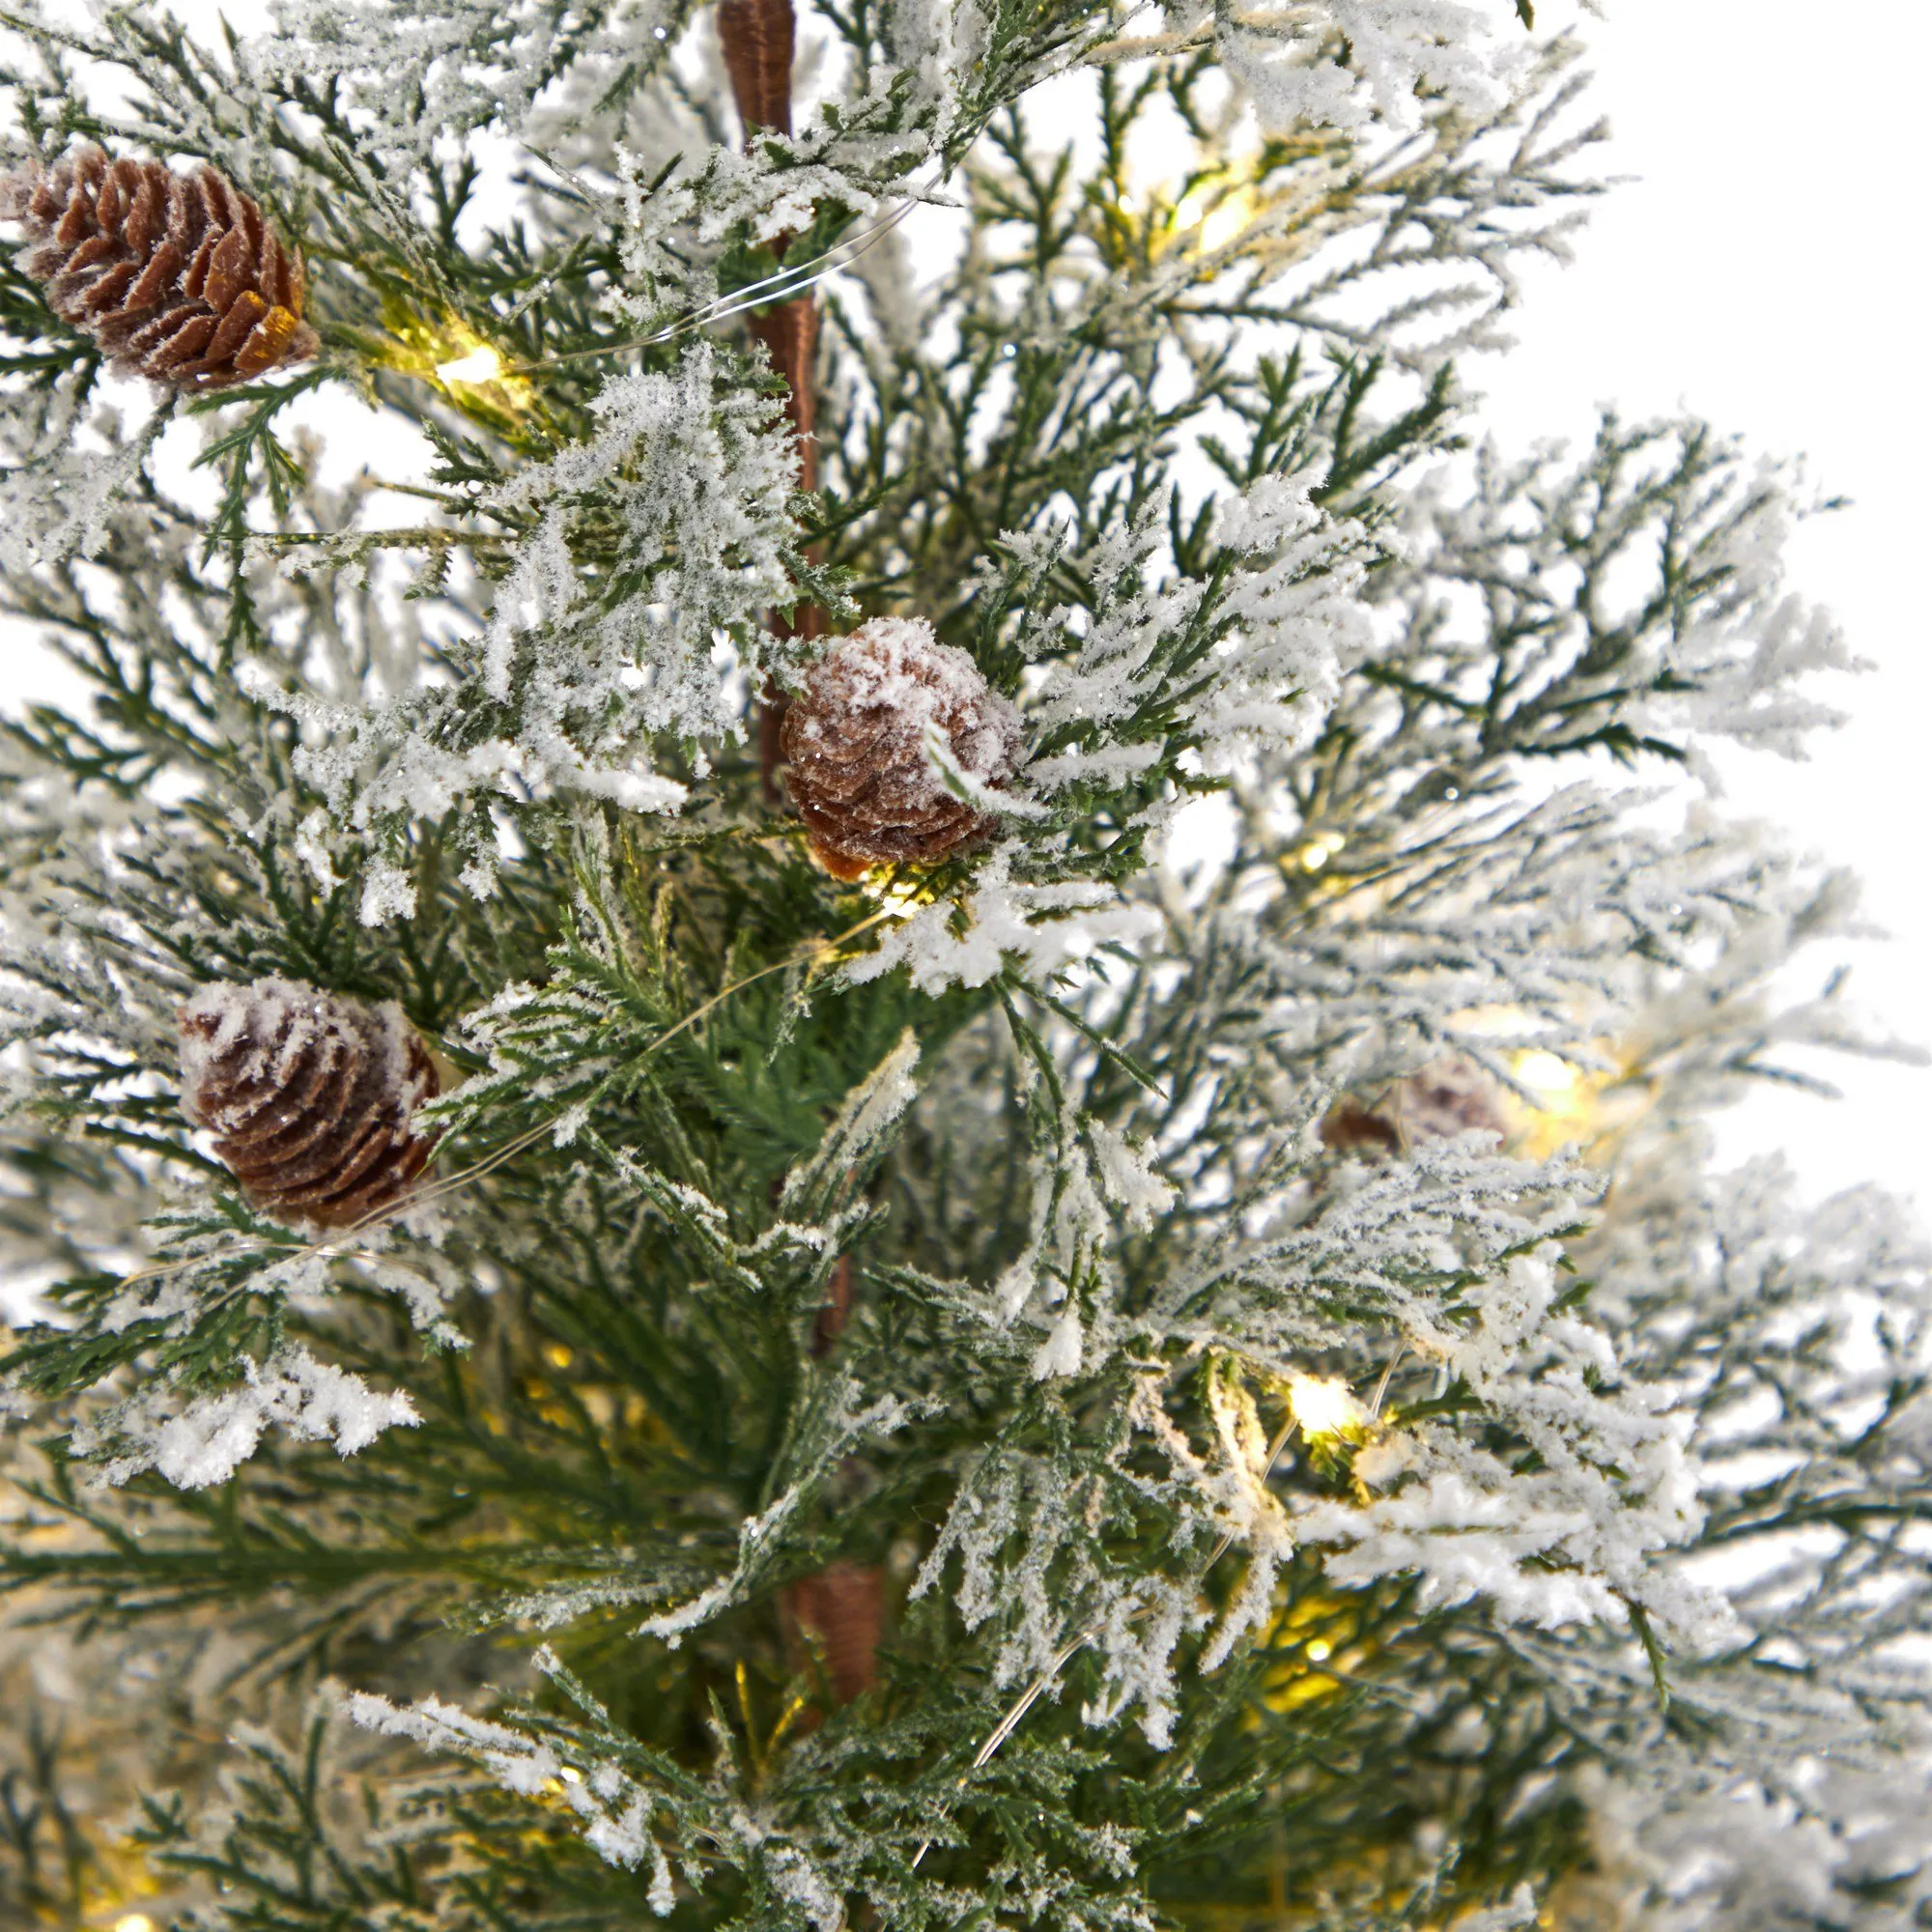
[1395,1057,1509,1143]
[780,616,1024,881]
[179,979,439,1229]
[1,144,319,390]
[1320,1056,1508,1157]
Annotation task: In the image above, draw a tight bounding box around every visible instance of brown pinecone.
[1319,1056,1507,1158]
[780,616,1025,881]
[1397,1057,1509,1143]
[179,979,439,1229]
[1317,1095,1404,1158]
[1,144,319,390]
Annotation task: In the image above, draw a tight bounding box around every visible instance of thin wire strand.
[1368,1341,1406,1421]
[505,185,932,376]
[908,1406,1309,1868]
[105,903,899,1301]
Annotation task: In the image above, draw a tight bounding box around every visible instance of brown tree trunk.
[719,0,877,1715]
[782,1558,882,1702]
[781,1254,883,1707]
[716,0,825,800]
[716,0,796,137]
[750,300,826,794]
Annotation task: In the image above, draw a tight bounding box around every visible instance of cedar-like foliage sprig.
[2,5,1924,1932]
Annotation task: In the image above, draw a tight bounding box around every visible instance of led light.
[560,1765,582,1784]
[1173,180,1254,253]
[116,1917,159,1932]
[1288,1374,1367,1440]
[1296,834,1344,873]
[1514,1050,1579,1096]
[1304,1639,1332,1662]
[1198,196,1251,252]
[544,1341,574,1369]
[436,345,504,384]
[866,876,927,920]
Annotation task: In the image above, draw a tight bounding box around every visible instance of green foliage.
[0,5,1912,1932]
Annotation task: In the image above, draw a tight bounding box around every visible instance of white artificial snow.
[347,1682,665,1870]
[78,1346,419,1491]
[1023,478,1366,793]
[648,1840,677,1917]
[843,849,1155,995]
[781,1028,922,1213]
[1456,1886,1539,1932]
[1276,1171,1728,1644]
[1031,1299,1085,1380]
[250,0,679,171]
[1086,1120,1178,1231]
[767,1846,845,1932]
[0,411,166,571]
[357,859,419,926]
[273,347,799,912]
[1181,0,1520,136]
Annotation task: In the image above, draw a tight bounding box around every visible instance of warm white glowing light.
[1305,1639,1333,1662]
[1288,1374,1367,1439]
[1296,834,1345,873]
[865,876,927,920]
[1514,1050,1580,1096]
[1176,184,1255,253]
[436,346,504,384]
[115,1917,159,1932]
[1198,197,1251,251]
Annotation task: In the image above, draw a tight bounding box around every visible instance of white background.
[1,0,1925,1214]
[1474,0,1929,1212]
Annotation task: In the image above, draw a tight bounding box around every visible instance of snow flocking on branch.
[249,0,682,172]
[856,473,1370,997]
[346,1672,671,1878]
[71,1344,420,1491]
[255,344,805,918]
[1024,475,1369,790]
[1157,0,1521,136]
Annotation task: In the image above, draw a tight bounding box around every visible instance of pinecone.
[1,144,319,390]
[780,616,1024,880]
[1317,1096,1404,1158]
[179,979,440,1229]
[1397,1057,1508,1144]
[1319,1057,1507,1158]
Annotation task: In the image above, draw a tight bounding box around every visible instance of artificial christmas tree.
[1,2,1928,1930]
